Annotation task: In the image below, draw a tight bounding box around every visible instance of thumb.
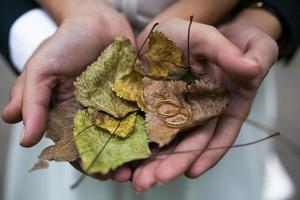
[190,24,261,81]
[244,34,278,77]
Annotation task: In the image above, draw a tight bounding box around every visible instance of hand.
[2,0,135,182]
[130,18,278,192]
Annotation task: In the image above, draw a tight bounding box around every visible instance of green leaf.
[74,109,151,174]
[74,36,140,118]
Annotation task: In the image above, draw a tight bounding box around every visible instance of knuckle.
[200,24,218,33]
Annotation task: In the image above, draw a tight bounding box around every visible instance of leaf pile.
[73,36,151,174]
[34,31,230,176]
[74,36,141,118]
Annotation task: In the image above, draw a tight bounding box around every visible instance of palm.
[2,8,135,147]
[130,18,278,192]
[38,19,134,106]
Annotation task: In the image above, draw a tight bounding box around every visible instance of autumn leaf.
[32,28,231,176]
[142,31,188,80]
[113,70,146,111]
[31,100,81,171]
[74,109,151,174]
[74,36,140,118]
[30,160,49,171]
[41,100,81,161]
[143,77,230,146]
[87,107,137,138]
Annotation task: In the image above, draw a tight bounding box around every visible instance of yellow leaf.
[144,31,188,80]
[88,108,137,138]
[113,70,146,111]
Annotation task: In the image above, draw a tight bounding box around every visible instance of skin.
[2,0,135,181]
[2,0,240,182]
[152,0,238,23]
[1,0,281,190]
[130,8,281,192]
[2,0,238,145]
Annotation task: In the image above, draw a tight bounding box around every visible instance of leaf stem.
[187,16,193,69]
[150,132,280,159]
[71,119,122,189]
[132,22,159,71]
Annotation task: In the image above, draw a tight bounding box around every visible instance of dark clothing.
[237,0,300,58]
[0,0,38,73]
[263,0,300,58]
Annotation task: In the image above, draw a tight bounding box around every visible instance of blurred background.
[1,51,300,199]
[0,55,14,198]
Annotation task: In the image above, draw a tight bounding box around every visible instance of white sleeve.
[9,8,57,73]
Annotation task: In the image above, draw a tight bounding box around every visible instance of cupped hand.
[1,1,135,182]
[130,18,278,192]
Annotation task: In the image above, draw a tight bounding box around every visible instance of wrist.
[35,0,108,25]
[153,0,238,24]
[233,7,282,40]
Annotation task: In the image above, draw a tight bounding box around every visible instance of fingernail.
[20,128,25,144]
[134,188,142,194]
[157,182,164,186]
[134,190,141,195]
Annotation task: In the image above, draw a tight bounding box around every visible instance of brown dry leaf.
[87,108,137,138]
[143,31,188,80]
[143,77,230,146]
[33,99,81,169]
[30,160,49,171]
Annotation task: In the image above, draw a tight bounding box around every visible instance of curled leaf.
[43,100,81,161]
[30,160,49,172]
[74,36,139,118]
[74,110,151,174]
[143,77,230,146]
[88,108,137,138]
[143,31,188,80]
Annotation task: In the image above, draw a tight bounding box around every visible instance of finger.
[111,165,132,183]
[185,97,247,178]
[190,23,261,81]
[132,157,164,192]
[132,146,172,192]
[139,19,261,81]
[21,67,55,147]
[244,33,278,76]
[154,119,216,184]
[2,73,25,123]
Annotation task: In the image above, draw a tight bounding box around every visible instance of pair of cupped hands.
[2,2,278,192]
